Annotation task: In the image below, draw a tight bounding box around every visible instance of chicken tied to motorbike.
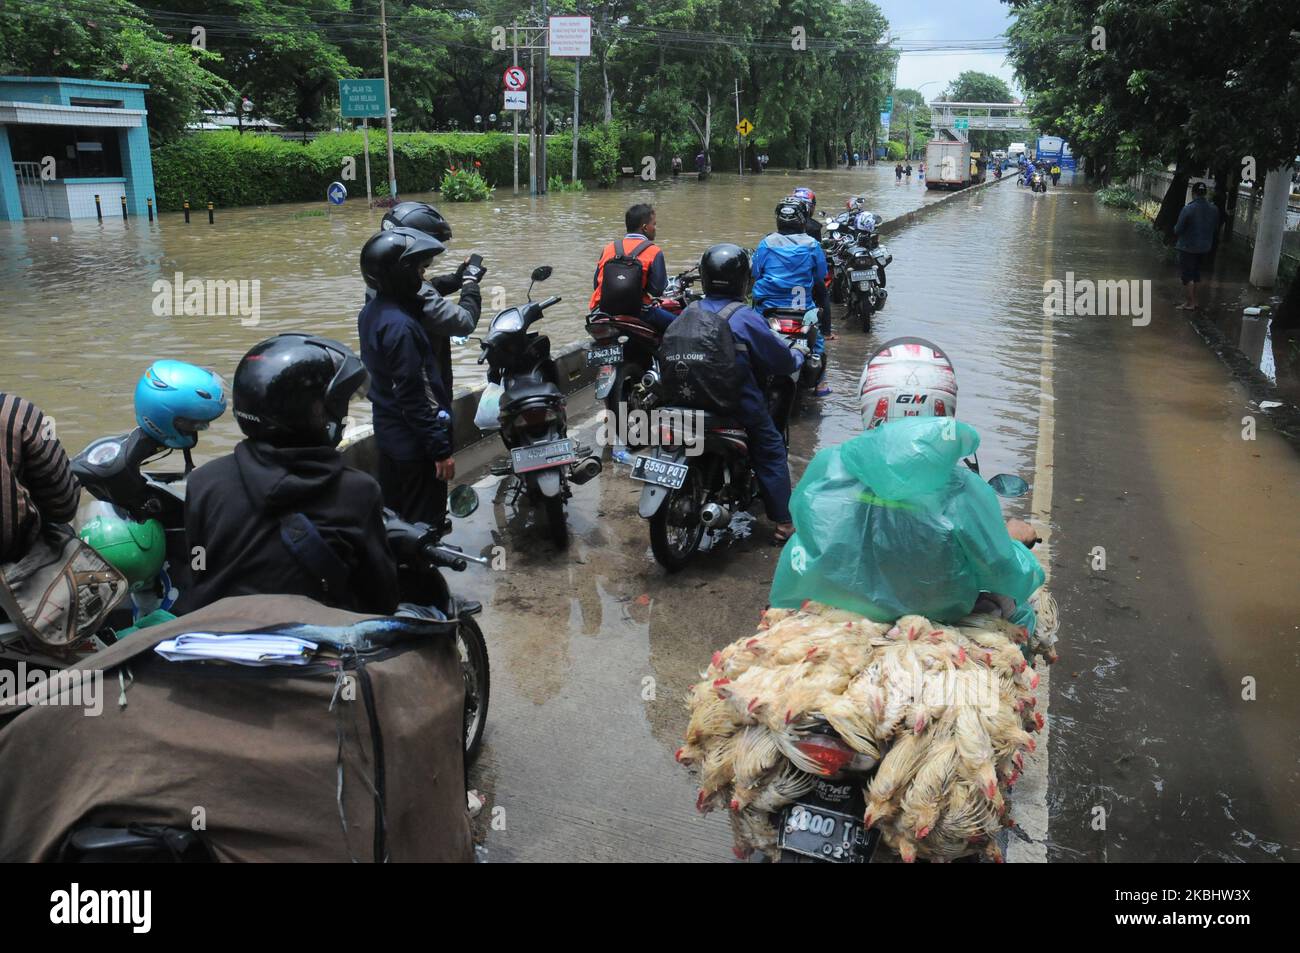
[677,596,1059,863]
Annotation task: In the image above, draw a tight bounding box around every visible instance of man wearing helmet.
[791,186,835,345]
[359,226,474,531]
[752,199,829,335]
[180,334,399,615]
[769,338,1043,632]
[666,243,804,542]
[377,201,484,343]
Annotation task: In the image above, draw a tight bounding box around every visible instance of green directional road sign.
[339,79,387,119]
[954,117,970,130]
[884,95,893,112]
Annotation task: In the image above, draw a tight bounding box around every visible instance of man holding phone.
[364,203,486,530]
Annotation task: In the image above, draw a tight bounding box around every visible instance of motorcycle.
[843,234,892,332]
[764,306,825,400]
[632,363,803,572]
[1030,170,1047,193]
[479,265,602,546]
[586,266,701,433]
[66,412,493,763]
[770,469,1034,862]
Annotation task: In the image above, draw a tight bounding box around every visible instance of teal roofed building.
[0,76,155,221]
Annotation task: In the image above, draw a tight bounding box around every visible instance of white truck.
[1008,142,1028,162]
[924,139,972,190]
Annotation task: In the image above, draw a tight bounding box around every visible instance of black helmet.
[360,226,444,299]
[776,199,806,234]
[233,333,369,448]
[699,243,750,299]
[382,201,452,243]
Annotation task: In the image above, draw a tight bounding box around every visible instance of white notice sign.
[549,15,592,57]
[504,90,527,111]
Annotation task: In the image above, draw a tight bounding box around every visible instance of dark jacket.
[1174,197,1220,254]
[180,440,399,615]
[359,292,454,462]
[697,295,800,422]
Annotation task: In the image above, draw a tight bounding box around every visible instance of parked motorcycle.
[843,234,892,332]
[479,265,602,545]
[67,402,493,763]
[633,364,802,572]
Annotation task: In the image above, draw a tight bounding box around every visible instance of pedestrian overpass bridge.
[930,102,1031,142]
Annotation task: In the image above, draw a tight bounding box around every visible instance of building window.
[7,125,123,178]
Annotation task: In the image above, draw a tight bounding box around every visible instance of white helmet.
[858,337,958,429]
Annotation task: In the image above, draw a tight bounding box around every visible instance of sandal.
[773,524,795,545]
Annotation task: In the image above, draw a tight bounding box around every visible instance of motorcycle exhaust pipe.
[569,455,603,486]
[699,502,732,528]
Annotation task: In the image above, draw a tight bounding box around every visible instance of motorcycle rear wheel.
[457,616,490,765]
[649,466,705,571]
[605,361,647,448]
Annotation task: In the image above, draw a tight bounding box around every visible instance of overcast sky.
[874,0,1022,99]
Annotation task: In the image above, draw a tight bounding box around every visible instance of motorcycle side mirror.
[449,484,480,518]
[531,266,553,282]
[988,473,1030,498]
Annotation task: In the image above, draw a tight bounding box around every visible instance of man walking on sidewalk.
[1174,182,1220,311]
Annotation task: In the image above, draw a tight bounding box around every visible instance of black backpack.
[658,300,747,414]
[597,239,652,316]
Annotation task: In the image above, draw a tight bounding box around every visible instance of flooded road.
[444,174,1299,862]
[0,163,941,457]
[3,166,1297,863]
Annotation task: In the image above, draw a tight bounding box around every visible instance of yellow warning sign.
[736,118,754,137]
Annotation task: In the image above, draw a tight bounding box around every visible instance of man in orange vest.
[589,203,678,331]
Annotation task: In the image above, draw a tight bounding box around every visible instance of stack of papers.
[154,632,320,666]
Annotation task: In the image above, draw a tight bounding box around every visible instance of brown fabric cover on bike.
[0,594,472,862]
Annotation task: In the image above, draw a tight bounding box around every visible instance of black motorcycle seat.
[763,306,808,319]
[501,380,562,410]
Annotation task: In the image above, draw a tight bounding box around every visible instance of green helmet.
[79,508,166,592]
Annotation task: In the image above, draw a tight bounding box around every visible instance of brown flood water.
[0,164,943,457]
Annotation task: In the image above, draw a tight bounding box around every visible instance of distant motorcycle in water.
[479,266,602,546]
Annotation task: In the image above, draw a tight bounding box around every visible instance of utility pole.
[529,12,537,196]
[512,23,520,196]
[572,57,580,184]
[379,0,397,198]
[734,77,742,176]
[539,0,549,194]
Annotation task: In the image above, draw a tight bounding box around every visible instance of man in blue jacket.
[689,243,804,542]
[357,227,483,529]
[751,199,828,316]
[1174,182,1221,311]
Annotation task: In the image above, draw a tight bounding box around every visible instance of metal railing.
[13,161,49,220]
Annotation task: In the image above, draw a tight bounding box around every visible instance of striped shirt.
[1,394,81,563]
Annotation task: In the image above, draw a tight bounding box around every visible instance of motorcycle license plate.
[587,344,623,367]
[630,454,688,489]
[779,803,870,863]
[510,438,578,474]
[850,269,875,283]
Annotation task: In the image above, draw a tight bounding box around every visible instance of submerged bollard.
[120,195,128,221]
[94,194,102,222]
[147,198,154,222]
[207,201,214,225]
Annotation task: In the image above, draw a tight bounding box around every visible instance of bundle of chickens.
[677,592,1059,862]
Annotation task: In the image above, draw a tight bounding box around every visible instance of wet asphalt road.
[447,175,1299,863]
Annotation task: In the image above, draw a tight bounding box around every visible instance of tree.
[0,0,233,141]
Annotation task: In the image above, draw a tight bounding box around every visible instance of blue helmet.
[134,360,228,449]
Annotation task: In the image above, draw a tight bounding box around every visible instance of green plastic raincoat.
[769,417,1044,630]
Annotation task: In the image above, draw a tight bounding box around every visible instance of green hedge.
[151,127,632,211]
